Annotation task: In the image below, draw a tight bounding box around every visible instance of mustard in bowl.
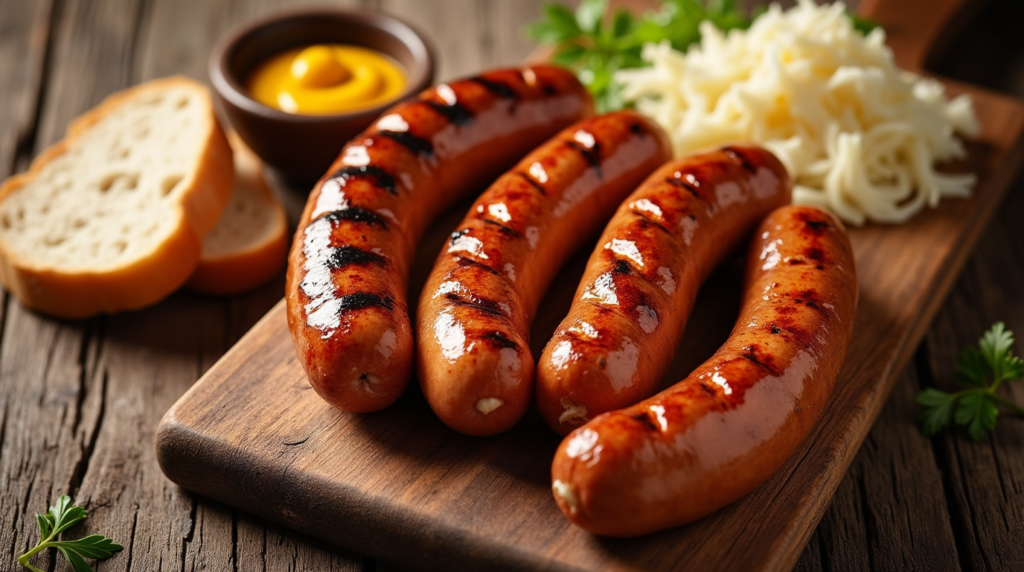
[248,44,407,115]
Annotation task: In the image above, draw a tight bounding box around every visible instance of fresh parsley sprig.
[918,322,1024,441]
[527,0,751,112]
[17,495,123,572]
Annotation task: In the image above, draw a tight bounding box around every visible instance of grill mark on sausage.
[456,256,500,276]
[328,165,398,195]
[698,382,718,397]
[469,75,518,98]
[630,412,660,432]
[794,210,830,234]
[665,176,702,200]
[721,146,758,174]
[612,260,633,275]
[516,171,547,196]
[482,330,518,349]
[482,218,521,238]
[804,247,827,263]
[328,245,386,268]
[444,292,504,316]
[450,228,471,244]
[770,323,782,334]
[566,140,603,179]
[425,100,474,126]
[337,292,394,312]
[787,289,823,311]
[630,210,671,234]
[378,130,434,157]
[322,206,388,228]
[741,344,780,375]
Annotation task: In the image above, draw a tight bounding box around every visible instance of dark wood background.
[1,0,1023,570]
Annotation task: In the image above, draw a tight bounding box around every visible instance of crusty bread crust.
[0,76,234,318]
[185,133,288,295]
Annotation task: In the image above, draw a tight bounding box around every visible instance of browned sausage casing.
[551,204,858,537]
[417,110,672,436]
[536,145,792,435]
[286,65,593,413]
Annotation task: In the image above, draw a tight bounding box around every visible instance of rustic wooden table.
[2,0,1023,570]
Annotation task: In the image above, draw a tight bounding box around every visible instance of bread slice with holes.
[185,133,288,295]
[0,76,234,318]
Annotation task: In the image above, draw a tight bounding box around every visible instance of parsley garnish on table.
[918,322,1024,441]
[16,495,123,572]
[527,0,751,112]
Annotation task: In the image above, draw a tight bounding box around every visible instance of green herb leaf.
[575,0,608,35]
[551,44,588,67]
[918,322,1024,441]
[955,347,990,388]
[57,548,91,572]
[527,3,581,44]
[610,9,634,39]
[35,514,52,540]
[48,496,88,537]
[1003,354,1024,384]
[849,13,879,35]
[50,536,125,560]
[16,495,122,572]
[954,392,999,442]
[917,388,956,436]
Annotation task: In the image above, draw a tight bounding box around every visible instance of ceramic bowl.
[210,8,435,183]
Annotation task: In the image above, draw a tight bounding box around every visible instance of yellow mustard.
[248,44,406,115]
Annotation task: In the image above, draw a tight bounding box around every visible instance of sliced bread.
[0,76,234,318]
[185,133,288,295]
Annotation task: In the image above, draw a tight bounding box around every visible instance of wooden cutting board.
[156,0,1024,570]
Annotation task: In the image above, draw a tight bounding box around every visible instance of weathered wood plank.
[920,173,1024,571]
[379,0,545,81]
[0,306,103,572]
[796,364,961,570]
[0,2,134,570]
[0,0,53,176]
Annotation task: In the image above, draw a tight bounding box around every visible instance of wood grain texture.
[154,0,1024,571]
[794,364,961,571]
[918,177,1024,571]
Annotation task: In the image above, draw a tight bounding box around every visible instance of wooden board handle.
[858,0,972,72]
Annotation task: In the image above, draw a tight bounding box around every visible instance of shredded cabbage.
[617,0,979,225]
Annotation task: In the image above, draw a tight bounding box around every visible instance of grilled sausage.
[550,204,857,536]
[536,145,792,435]
[287,65,593,413]
[417,111,672,436]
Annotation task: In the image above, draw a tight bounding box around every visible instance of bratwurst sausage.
[536,145,791,435]
[551,204,857,536]
[287,65,592,412]
[416,110,671,436]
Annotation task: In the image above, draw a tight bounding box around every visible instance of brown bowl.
[210,8,435,183]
